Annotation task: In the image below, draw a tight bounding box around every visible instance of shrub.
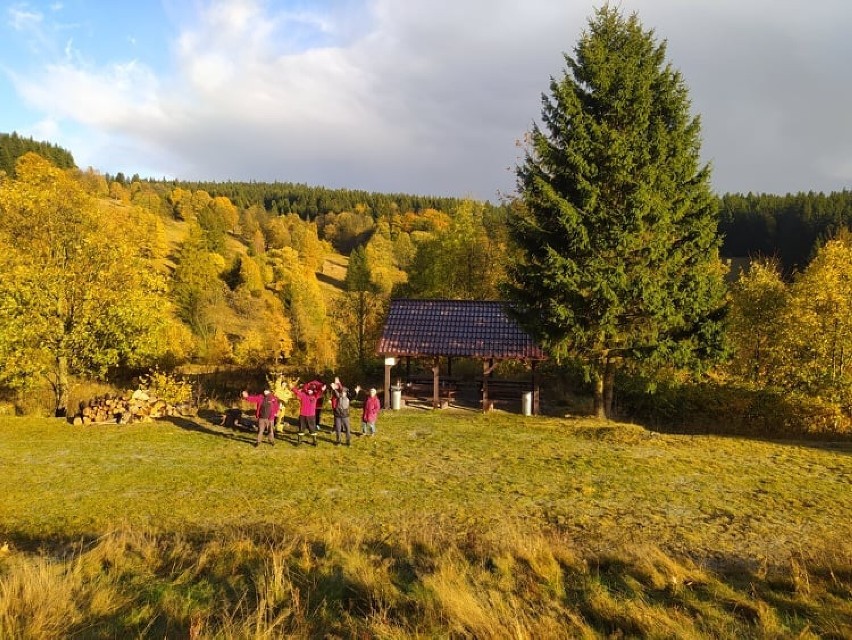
[141,370,193,407]
[619,380,852,439]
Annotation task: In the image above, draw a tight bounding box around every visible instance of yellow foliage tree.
[211,196,239,232]
[726,260,788,385]
[781,233,852,405]
[364,222,407,296]
[728,233,852,409]
[0,154,184,414]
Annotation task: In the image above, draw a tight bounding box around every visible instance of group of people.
[240,377,381,448]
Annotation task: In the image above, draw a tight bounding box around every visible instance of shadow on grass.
[162,415,255,445]
[165,411,333,448]
[316,270,345,289]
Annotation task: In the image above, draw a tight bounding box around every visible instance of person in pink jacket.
[241,389,279,447]
[292,382,324,440]
[356,386,381,436]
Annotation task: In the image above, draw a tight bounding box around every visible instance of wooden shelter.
[377,299,547,413]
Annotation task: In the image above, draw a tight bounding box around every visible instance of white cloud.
[7,0,852,197]
[7,4,42,31]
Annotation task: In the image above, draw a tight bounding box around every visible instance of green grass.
[2,410,848,558]
[1,410,851,637]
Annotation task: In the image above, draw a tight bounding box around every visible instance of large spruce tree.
[506,6,727,419]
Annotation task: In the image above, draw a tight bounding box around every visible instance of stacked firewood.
[70,389,193,426]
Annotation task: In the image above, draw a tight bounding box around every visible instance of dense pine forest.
[718,190,852,274]
[0,132,75,176]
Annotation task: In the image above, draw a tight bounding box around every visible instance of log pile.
[70,389,193,426]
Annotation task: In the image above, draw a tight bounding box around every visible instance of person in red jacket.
[241,389,279,447]
[292,382,324,442]
[307,379,326,431]
[356,386,381,436]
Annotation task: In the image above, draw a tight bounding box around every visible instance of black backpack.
[260,394,273,419]
[336,390,350,415]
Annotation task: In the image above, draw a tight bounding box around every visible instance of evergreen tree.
[0,132,75,176]
[345,245,379,368]
[505,6,727,418]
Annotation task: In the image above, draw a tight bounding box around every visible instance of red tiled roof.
[377,299,546,360]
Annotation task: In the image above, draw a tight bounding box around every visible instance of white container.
[522,391,533,416]
[391,386,402,411]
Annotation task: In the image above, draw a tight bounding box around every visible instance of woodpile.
[70,389,194,426]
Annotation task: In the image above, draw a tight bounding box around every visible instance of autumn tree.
[405,200,507,300]
[171,224,225,339]
[506,6,727,419]
[780,233,852,405]
[211,196,239,233]
[286,266,337,369]
[267,240,336,370]
[0,154,185,415]
[727,260,787,385]
[232,294,293,368]
[363,222,407,296]
[727,233,852,409]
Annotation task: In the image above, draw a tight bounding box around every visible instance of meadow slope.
[1,410,850,637]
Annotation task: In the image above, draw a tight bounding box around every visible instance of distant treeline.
[718,190,852,274]
[113,177,471,221]
[0,132,75,176]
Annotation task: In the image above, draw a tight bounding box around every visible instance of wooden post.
[432,357,440,409]
[482,358,496,412]
[384,361,393,409]
[532,360,540,416]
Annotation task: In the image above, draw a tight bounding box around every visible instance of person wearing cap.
[241,389,279,447]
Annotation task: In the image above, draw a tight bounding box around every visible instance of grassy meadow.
[1,409,850,638]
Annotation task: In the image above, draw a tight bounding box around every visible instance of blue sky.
[2,0,852,200]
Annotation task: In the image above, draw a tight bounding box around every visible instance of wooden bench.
[479,379,531,401]
[404,377,459,401]
[478,379,534,412]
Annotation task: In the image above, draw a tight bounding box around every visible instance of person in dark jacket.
[330,377,352,446]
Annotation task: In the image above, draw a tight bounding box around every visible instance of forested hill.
[154,180,468,220]
[719,190,852,274]
[175,181,852,275]
[5,129,850,277]
[0,132,75,176]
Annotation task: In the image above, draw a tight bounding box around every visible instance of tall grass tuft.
[1,525,851,638]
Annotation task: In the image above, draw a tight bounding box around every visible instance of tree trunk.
[357,291,366,369]
[593,356,616,420]
[593,370,606,419]
[54,355,69,417]
[604,358,616,419]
